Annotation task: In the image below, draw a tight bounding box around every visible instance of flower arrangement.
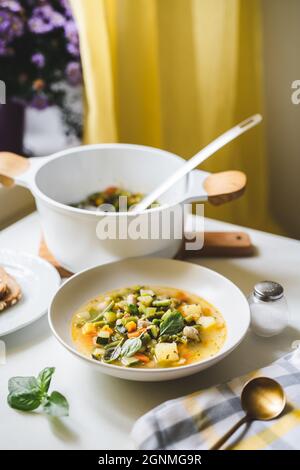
[0,0,82,137]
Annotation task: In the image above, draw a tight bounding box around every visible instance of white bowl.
[48,258,250,381]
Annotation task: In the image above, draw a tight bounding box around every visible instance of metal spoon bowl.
[211,377,286,450]
[241,377,286,420]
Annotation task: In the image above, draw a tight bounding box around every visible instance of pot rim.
[28,142,191,218]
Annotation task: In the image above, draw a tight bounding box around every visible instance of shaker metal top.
[254,281,284,302]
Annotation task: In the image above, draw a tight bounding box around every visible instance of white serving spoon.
[134,114,262,212]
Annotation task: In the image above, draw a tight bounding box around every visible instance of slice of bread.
[0,267,22,312]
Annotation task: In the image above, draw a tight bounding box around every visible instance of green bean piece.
[89,301,115,323]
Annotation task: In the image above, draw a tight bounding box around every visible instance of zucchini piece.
[123,316,138,324]
[149,324,159,339]
[92,347,105,360]
[104,311,117,323]
[144,307,157,318]
[96,336,109,346]
[138,303,147,314]
[141,332,151,344]
[152,299,171,307]
[137,295,153,307]
[96,329,111,345]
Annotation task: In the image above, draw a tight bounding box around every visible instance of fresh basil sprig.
[159,311,184,336]
[7,367,69,417]
[120,338,142,357]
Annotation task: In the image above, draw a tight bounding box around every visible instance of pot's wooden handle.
[203,170,246,205]
[0,152,29,187]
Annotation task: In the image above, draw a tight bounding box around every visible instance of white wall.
[262,0,300,238]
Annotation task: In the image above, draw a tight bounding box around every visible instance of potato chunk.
[155,342,179,364]
[82,322,97,335]
[197,316,216,330]
[181,304,202,320]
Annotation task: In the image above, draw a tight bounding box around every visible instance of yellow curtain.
[70,0,277,232]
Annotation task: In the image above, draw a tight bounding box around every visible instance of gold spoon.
[210,377,286,450]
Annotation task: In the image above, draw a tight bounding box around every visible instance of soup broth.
[71,286,226,369]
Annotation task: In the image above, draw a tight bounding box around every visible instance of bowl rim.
[48,257,251,376]
[31,143,188,217]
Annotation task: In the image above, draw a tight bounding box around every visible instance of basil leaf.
[120,338,142,357]
[8,392,41,411]
[8,377,41,411]
[159,311,184,336]
[37,367,55,394]
[43,391,69,417]
[103,345,122,363]
[8,376,40,395]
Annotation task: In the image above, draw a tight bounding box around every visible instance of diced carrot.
[135,353,150,363]
[127,327,146,338]
[177,291,189,302]
[105,186,118,195]
[125,321,137,332]
[182,351,192,359]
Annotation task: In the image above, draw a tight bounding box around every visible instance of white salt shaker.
[248,281,289,337]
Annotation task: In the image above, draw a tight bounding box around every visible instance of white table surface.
[0,213,300,450]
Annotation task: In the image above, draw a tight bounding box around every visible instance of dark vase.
[0,101,25,154]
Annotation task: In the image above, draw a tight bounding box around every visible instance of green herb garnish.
[120,338,142,357]
[159,311,184,336]
[7,367,69,417]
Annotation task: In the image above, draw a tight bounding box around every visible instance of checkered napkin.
[131,348,300,450]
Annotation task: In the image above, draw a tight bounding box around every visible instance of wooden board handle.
[203,171,247,205]
[177,231,254,258]
[0,152,29,187]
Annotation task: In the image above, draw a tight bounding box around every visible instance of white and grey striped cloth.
[131,348,300,450]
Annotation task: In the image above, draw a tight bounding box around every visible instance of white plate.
[49,258,250,381]
[0,250,61,337]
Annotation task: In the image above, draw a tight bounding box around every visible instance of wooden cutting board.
[39,232,254,277]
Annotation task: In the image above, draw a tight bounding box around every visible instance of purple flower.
[28,5,65,34]
[0,7,24,55]
[64,20,80,57]
[0,11,23,39]
[66,41,79,57]
[60,0,73,18]
[31,52,45,68]
[66,61,82,86]
[0,1,22,13]
[30,93,49,110]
